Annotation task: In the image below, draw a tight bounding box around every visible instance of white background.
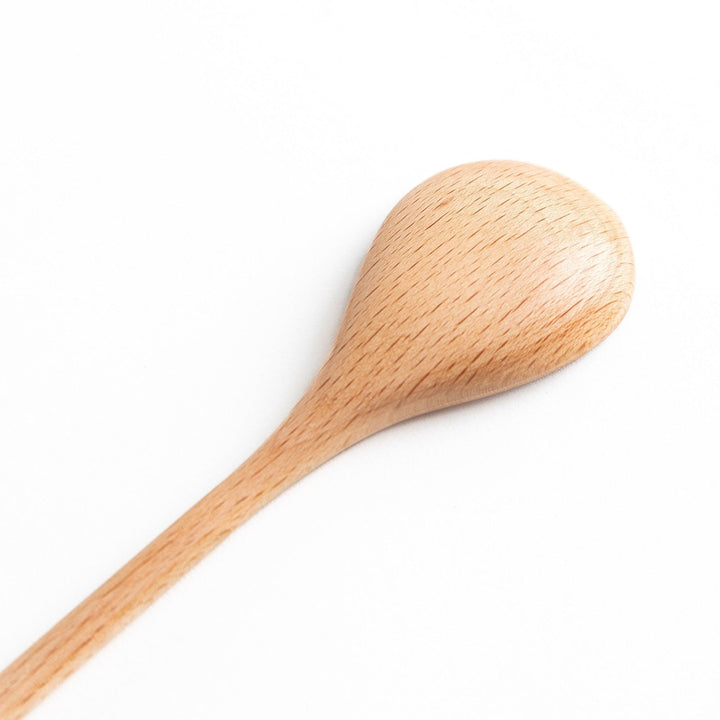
[1,1,719,718]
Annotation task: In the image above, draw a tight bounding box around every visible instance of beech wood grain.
[0,161,634,719]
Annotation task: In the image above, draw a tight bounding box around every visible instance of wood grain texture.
[0,160,634,719]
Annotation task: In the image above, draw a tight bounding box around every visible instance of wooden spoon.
[0,160,634,719]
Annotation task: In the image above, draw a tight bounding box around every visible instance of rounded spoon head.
[310,161,634,437]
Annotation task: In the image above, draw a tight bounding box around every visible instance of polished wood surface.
[0,161,634,719]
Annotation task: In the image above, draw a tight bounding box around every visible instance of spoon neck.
[254,375,373,479]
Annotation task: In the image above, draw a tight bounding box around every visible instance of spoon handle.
[0,399,337,720]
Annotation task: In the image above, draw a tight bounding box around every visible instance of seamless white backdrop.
[1,1,719,718]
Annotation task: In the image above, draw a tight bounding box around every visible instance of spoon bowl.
[292,160,633,449]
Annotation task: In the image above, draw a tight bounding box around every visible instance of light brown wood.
[0,160,634,719]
